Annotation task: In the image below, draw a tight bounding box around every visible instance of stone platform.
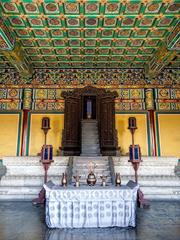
[113,156,180,200]
[0,156,179,200]
[0,156,69,200]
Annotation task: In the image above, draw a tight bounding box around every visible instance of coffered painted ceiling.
[0,0,179,75]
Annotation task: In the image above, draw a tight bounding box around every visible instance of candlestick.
[42,117,50,129]
[128,117,137,129]
[41,117,51,145]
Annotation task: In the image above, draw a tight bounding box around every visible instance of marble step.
[81,150,100,156]
[74,159,109,162]
[82,141,100,145]
[113,157,179,165]
[0,186,42,200]
[81,141,99,145]
[73,165,110,170]
[114,166,178,176]
[74,166,109,170]
[82,130,98,133]
[80,154,102,156]
[82,126,98,129]
[1,156,70,166]
[73,164,110,169]
[82,130,98,132]
[0,175,62,187]
[72,169,110,175]
[82,143,100,147]
[82,147,100,152]
[82,137,99,141]
[81,153,101,156]
[140,186,180,200]
[82,123,98,126]
[82,120,98,123]
[82,125,98,128]
[73,158,109,162]
[120,176,180,186]
[82,134,99,138]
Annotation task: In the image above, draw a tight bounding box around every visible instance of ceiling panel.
[0,0,179,69]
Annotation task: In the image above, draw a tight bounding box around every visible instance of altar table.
[44,184,138,228]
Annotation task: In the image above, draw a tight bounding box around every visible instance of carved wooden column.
[61,91,81,155]
[100,92,119,156]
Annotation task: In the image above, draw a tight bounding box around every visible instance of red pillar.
[149,110,157,156]
[20,88,32,156]
[21,109,29,156]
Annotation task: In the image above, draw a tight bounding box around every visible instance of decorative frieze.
[32,89,64,111]
[155,88,180,110]
[0,86,179,112]
[0,68,179,87]
[115,89,145,111]
[0,88,22,110]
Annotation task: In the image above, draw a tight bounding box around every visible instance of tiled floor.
[0,201,179,240]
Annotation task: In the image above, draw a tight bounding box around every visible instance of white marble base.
[0,156,69,200]
[0,156,179,200]
[113,156,180,200]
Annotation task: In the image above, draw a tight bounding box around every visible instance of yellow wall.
[29,113,64,156]
[157,114,180,157]
[115,113,148,156]
[0,114,21,157]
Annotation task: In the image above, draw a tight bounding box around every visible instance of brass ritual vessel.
[87,171,96,186]
[87,161,97,186]
[100,175,107,187]
[115,173,121,186]
[73,175,81,187]
[61,172,68,187]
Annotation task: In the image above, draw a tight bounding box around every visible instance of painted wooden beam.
[0,17,32,77]
[145,42,177,78]
[167,22,180,51]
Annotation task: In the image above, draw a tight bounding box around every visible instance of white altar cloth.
[44,184,138,228]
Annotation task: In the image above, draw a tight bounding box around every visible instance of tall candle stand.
[32,117,53,205]
[128,117,142,183]
[41,117,53,183]
[42,117,50,145]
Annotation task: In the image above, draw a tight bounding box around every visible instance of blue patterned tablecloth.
[44,184,138,228]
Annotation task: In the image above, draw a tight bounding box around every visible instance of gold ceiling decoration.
[0,0,179,76]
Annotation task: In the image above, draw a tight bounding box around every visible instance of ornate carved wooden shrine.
[61,86,119,156]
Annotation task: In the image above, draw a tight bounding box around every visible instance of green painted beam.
[0,17,32,77]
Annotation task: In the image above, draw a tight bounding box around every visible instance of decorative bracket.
[0,17,32,77]
[145,41,177,78]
